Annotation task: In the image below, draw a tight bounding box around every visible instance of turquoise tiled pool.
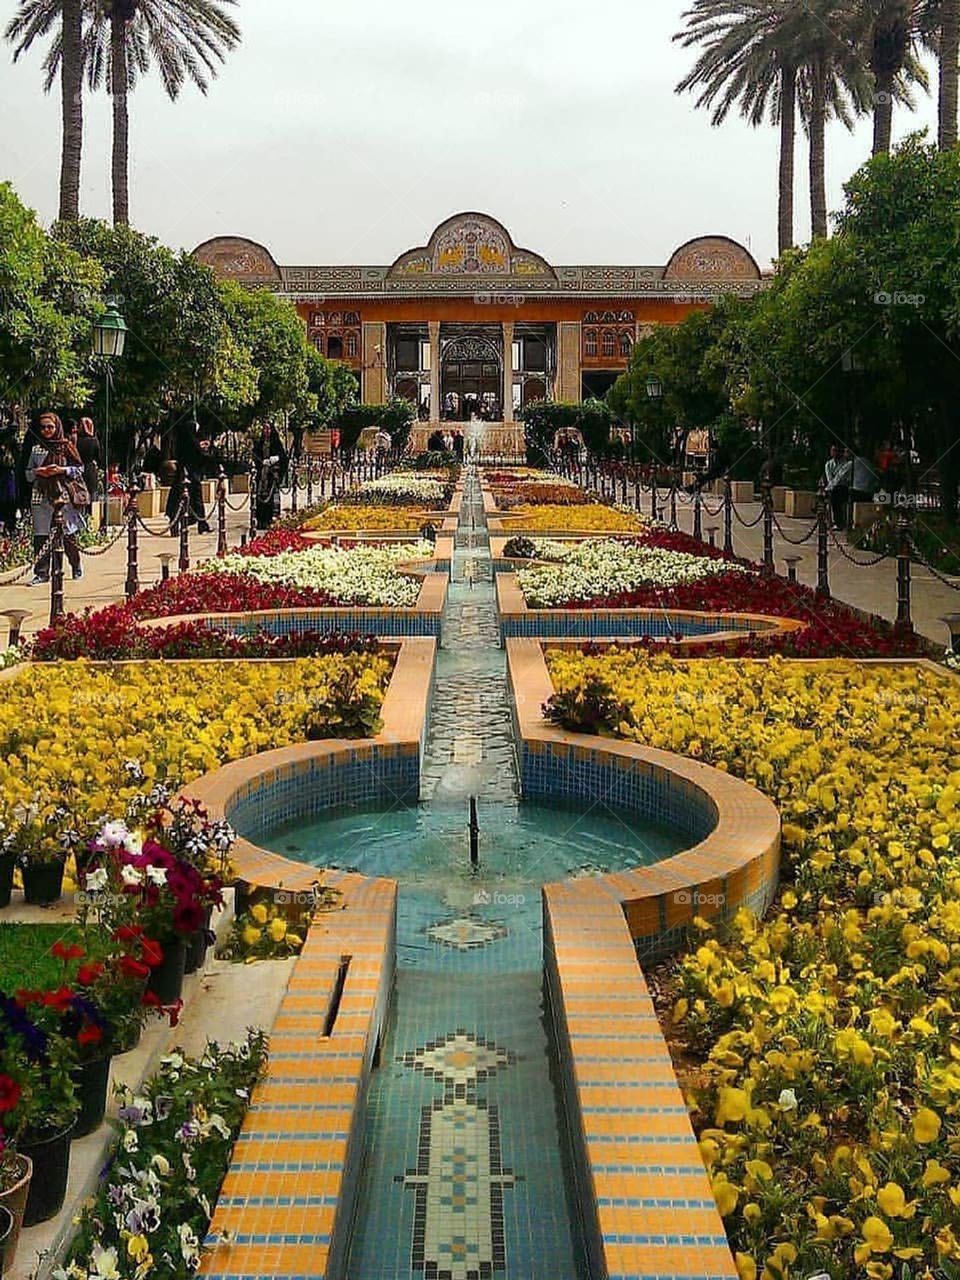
[255,472,691,1280]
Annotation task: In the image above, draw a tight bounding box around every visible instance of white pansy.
[84,867,108,891]
[518,538,750,607]
[99,820,131,847]
[145,865,168,887]
[120,864,143,887]
[91,1246,121,1280]
[778,1088,799,1111]
[353,473,446,505]
[199,541,433,607]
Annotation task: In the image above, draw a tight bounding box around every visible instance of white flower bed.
[518,538,750,607]
[354,473,447,506]
[199,542,433,607]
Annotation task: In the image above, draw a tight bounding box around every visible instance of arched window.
[601,329,617,358]
[344,312,361,325]
[584,328,599,358]
[327,335,344,359]
[619,331,633,357]
[312,335,325,354]
[345,332,359,359]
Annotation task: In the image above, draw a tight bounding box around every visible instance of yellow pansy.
[242,926,262,947]
[268,917,288,942]
[250,903,269,925]
[913,1107,942,1144]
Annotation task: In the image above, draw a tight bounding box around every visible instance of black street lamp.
[92,298,128,520]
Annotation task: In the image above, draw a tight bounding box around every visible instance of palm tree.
[937,0,959,147]
[851,1,928,154]
[675,1,808,256]
[798,0,872,238]
[5,0,86,222]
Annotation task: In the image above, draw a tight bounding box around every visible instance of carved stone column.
[429,321,441,422]
[362,322,387,404]
[502,321,515,423]
[557,322,582,403]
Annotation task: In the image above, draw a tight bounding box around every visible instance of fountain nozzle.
[469,796,480,868]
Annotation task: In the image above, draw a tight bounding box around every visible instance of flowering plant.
[498,503,648,533]
[56,1032,267,1280]
[303,504,438,532]
[221,899,317,962]
[347,473,449,508]
[0,995,78,1143]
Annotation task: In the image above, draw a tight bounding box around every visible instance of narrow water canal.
[263,470,686,1279]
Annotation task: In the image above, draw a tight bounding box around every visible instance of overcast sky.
[0,0,940,271]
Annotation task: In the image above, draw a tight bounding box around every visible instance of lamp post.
[92,299,128,524]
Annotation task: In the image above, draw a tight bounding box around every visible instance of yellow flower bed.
[302,505,434,532]
[546,650,960,1278]
[498,503,646,532]
[0,656,393,855]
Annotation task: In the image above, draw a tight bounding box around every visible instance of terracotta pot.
[0,1155,32,1273]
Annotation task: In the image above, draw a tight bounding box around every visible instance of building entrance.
[441,334,502,421]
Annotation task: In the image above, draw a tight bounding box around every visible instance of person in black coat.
[75,417,103,501]
[0,428,20,536]
[165,419,210,533]
[252,424,289,529]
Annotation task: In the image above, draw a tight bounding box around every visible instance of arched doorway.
[441,334,502,421]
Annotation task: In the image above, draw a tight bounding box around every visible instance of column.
[557,321,582,403]
[502,320,515,423]
[362,322,387,404]
[429,321,441,422]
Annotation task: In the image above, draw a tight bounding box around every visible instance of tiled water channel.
[261,470,689,1280]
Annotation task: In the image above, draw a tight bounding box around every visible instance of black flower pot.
[146,936,187,1005]
[184,908,214,975]
[72,1055,111,1138]
[0,856,14,910]
[112,1017,142,1057]
[20,1124,75,1226]
[21,860,65,906]
[0,1205,14,1274]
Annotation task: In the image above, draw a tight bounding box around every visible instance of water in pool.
[254,471,691,1280]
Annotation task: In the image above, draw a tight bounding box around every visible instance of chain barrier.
[771,513,820,546]
[906,536,960,590]
[700,495,727,518]
[223,492,251,513]
[827,526,891,567]
[733,504,766,529]
[78,521,128,557]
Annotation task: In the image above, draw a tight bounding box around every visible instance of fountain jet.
[469,797,480,867]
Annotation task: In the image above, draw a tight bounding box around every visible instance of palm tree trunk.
[940,0,960,149]
[778,63,797,255]
[873,70,894,154]
[809,58,828,238]
[58,0,83,223]
[111,13,130,226]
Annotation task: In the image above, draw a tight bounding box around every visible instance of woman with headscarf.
[26,412,87,584]
[0,427,20,536]
[75,417,103,503]
[252,424,288,529]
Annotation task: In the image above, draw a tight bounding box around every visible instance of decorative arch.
[389,213,556,279]
[663,236,762,281]
[192,236,282,282]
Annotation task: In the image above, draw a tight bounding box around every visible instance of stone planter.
[729,481,756,505]
[229,474,251,495]
[772,485,787,513]
[785,489,817,519]
[136,488,162,520]
[200,480,216,506]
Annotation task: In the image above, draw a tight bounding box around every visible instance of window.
[346,332,359,359]
[523,337,547,373]
[396,337,419,371]
[601,330,617,358]
[313,335,325,353]
[584,328,599,357]
[327,335,344,359]
[619,331,633,357]
[344,312,360,325]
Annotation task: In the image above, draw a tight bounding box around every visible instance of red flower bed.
[242,529,314,557]
[559,570,924,658]
[32,609,379,661]
[495,483,593,508]
[128,572,337,620]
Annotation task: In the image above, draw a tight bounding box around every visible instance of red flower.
[0,1076,22,1114]
[140,938,164,968]
[113,924,145,943]
[40,986,74,1012]
[77,1024,103,1047]
[51,942,84,962]
[14,989,42,1007]
[119,956,150,981]
[76,963,104,986]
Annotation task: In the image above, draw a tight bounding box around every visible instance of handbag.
[62,472,90,509]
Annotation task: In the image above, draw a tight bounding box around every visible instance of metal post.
[49,498,65,626]
[179,471,191,574]
[620,468,628,505]
[785,556,801,584]
[290,461,299,515]
[693,486,703,542]
[651,473,659,523]
[217,467,228,558]
[307,460,315,506]
[706,526,718,549]
[635,474,642,513]
[157,553,172,582]
[125,484,140,601]
[896,510,913,634]
[816,480,831,599]
[669,484,678,533]
[249,461,258,542]
[723,475,734,556]
[761,479,775,576]
[319,463,327,501]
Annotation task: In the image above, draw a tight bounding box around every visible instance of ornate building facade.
[194,212,764,448]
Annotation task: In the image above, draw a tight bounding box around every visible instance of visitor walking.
[824,445,852,530]
[166,419,210,534]
[76,417,102,504]
[0,427,20,536]
[26,412,87,584]
[252,424,288,529]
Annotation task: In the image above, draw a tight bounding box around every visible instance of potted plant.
[6,801,71,906]
[0,1000,77,1228]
